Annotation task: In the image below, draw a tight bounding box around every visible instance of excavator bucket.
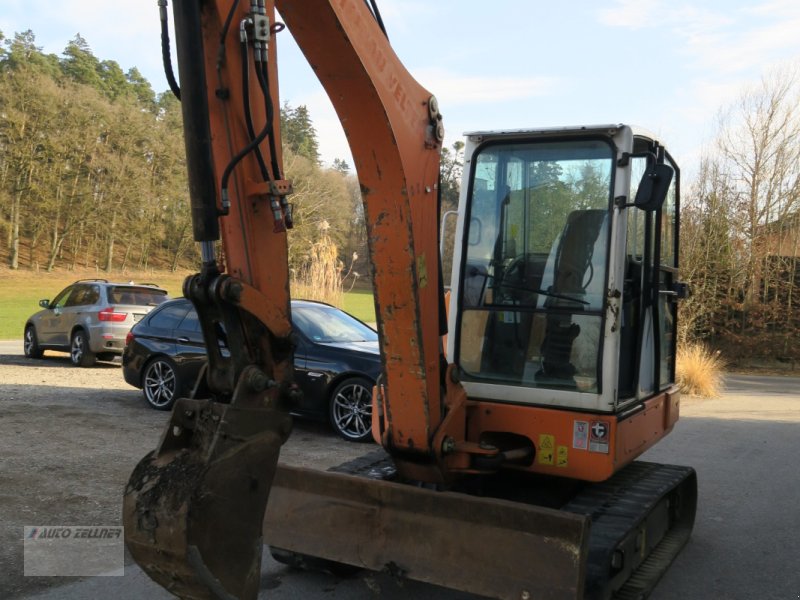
[123,397,291,600]
[264,464,591,600]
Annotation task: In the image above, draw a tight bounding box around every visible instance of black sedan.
[122,298,380,442]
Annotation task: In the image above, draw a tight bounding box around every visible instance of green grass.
[341,289,376,324]
[0,268,375,339]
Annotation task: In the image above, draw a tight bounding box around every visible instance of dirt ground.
[0,349,367,599]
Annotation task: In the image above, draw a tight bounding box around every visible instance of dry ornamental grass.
[676,343,726,398]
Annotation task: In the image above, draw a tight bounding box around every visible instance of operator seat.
[535,209,608,387]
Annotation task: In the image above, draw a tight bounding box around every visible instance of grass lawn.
[0,269,375,339]
[341,289,376,324]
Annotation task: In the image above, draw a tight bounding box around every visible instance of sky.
[2,0,800,178]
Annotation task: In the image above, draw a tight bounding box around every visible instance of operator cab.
[447,125,680,413]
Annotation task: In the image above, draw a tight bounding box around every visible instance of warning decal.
[557,446,569,468]
[573,421,589,450]
[589,421,610,454]
[537,434,555,465]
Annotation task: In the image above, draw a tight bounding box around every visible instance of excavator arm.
[124,0,459,597]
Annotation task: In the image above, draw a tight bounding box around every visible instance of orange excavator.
[123,1,696,598]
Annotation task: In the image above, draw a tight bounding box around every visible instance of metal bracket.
[253,14,270,42]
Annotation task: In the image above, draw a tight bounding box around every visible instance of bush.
[676,343,726,398]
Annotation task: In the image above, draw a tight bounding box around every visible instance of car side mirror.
[634,163,673,211]
[39,299,50,309]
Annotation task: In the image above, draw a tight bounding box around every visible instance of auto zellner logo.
[27,527,121,540]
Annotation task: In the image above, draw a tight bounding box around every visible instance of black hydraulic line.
[240,37,272,181]
[365,0,389,40]
[157,0,181,100]
[172,0,219,242]
[256,59,282,181]
[220,0,242,46]
[219,104,274,207]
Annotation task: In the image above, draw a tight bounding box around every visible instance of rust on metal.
[264,465,590,600]
[124,398,291,600]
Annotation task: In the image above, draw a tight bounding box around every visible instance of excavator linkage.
[264,454,697,600]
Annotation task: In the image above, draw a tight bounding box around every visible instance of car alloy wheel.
[329,377,373,442]
[70,330,96,367]
[24,326,44,359]
[143,358,180,410]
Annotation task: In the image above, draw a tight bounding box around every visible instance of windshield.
[109,286,169,306]
[458,138,614,392]
[292,304,377,344]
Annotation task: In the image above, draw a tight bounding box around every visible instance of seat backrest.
[538,209,608,308]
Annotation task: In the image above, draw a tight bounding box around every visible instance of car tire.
[23,325,44,359]
[70,330,96,367]
[142,357,181,411]
[328,377,373,442]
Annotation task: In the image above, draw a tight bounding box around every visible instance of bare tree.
[684,62,800,360]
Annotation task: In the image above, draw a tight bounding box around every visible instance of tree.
[332,158,350,174]
[98,59,130,101]
[0,30,60,78]
[440,141,464,212]
[280,103,320,164]
[61,34,102,89]
[0,30,197,273]
[684,62,800,360]
[126,67,156,111]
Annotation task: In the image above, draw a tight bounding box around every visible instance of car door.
[40,285,76,347]
[174,307,209,391]
[291,333,337,415]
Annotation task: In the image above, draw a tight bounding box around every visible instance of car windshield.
[292,304,377,343]
[109,286,169,306]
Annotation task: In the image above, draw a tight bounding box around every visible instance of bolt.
[442,436,456,454]
[428,95,439,120]
[246,368,275,393]
[436,121,445,142]
[449,367,460,384]
[225,280,243,302]
[520,591,531,600]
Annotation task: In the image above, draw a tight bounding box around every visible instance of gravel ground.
[0,348,366,599]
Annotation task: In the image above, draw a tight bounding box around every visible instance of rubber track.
[329,453,695,600]
[562,462,696,600]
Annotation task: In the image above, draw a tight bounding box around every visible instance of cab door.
[654,156,680,390]
[623,151,680,400]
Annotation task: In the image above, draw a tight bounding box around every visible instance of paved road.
[10,347,800,599]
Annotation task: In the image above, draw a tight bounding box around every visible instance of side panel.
[466,390,677,482]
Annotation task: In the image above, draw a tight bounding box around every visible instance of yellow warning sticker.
[417,254,428,289]
[557,445,569,468]
[538,434,555,465]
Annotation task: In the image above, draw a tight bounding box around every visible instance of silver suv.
[23,280,170,367]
